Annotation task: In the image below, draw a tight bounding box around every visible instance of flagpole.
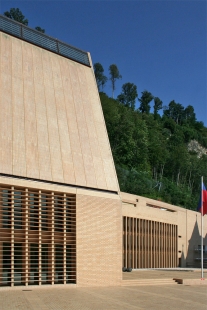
[201,176,203,279]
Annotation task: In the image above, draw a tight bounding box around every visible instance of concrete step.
[174,278,207,285]
[122,278,178,286]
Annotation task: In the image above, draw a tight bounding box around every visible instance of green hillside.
[100,92,207,210]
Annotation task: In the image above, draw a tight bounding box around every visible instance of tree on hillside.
[4,8,46,33]
[99,91,207,210]
[109,64,122,98]
[153,97,163,119]
[4,8,28,25]
[35,26,45,33]
[138,90,153,114]
[93,63,107,91]
[162,117,176,134]
[183,105,196,123]
[163,100,184,124]
[117,82,138,110]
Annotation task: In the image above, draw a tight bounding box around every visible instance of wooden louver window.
[0,185,76,287]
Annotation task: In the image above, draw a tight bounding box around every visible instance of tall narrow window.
[14,191,22,229]
[54,196,63,232]
[66,197,72,232]
[55,244,64,284]
[42,244,48,284]
[14,243,22,286]
[41,194,48,231]
[2,189,11,228]
[66,245,75,283]
[2,243,11,286]
[29,192,39,230]
[29,244,39,285]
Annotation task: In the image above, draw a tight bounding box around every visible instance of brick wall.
[76,193,122,286]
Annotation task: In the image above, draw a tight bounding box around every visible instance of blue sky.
[0,0,206,125]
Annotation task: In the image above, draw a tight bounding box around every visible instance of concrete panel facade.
[0,31,119,192]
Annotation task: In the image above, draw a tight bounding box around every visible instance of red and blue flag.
[197,183,207,216]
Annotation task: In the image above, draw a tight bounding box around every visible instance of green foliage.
[4,8,45,33]
[138,90,153,114]
[182,125,198,143]
[117,82,138,110]
[153,97,163,119]
[162,117,176,134]
[109,64,122,98]
[35,26,45,33]
[93,63,107,91]
[183,105,196,124]
[100,92,207,211]
[116,166,198,208]
[163,100,184,124]
[4,8,28,25]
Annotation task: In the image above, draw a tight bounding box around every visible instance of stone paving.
[123,268,207,280]
[0,270,206,310]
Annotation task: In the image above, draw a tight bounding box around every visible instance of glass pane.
[41,244,48,284]
[54,196,63,232]
[66,245,75,284]
[14,191,22,229]
[2,243,11,286]
[29,244,39,285]
[2,190,11,228]
[14,243,22,286]
[41,194,48,231]
[55,245,63,284]
[29,193,39,230]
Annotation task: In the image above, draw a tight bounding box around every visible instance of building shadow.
[179,247,185,267]
[186,214,207,267]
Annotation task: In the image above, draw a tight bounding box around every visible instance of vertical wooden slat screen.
[175,226,178,267]
[122,217,125,268]
[138,219,140,269]
[140,219,143,268]
[51,192,54,285]
[123,216,178,269]
[25,189,28,285]
[0,185,76,287]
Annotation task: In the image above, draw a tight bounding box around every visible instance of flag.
[197,183,207,216]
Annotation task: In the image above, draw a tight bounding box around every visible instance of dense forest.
[95,63,207,210]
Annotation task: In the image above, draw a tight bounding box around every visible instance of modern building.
[0,15,206,289]
[121,192,207,269]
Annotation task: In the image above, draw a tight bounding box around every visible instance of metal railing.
[0,14,90,67]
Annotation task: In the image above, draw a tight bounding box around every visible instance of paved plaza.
[123,268,207,280]
[0,270,206,310]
